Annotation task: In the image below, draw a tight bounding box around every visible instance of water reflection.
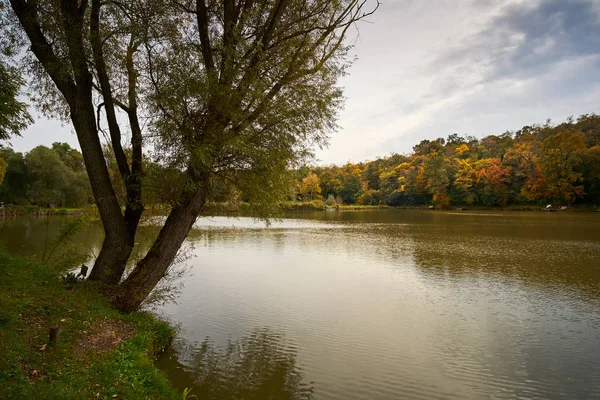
[159,212,600,399]
[0,216,104,261]
[158,328,313,400]
[3,211,600,398]
[186,213,600,301]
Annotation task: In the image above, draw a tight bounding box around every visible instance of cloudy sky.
[8,0,600,165]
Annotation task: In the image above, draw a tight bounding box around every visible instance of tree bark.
[115,177,209,313]
[61,0,133,285]
[69,89,132,285]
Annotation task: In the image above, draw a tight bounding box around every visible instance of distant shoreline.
[2,202,598,219]
[277,201,600,213]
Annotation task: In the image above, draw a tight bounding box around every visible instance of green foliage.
[5,0,380,310]
[336,168,363,204]
[0,60,33,140]
[386,192,405,207]
[42,210,96,266]
[539,131,586,203]
[357,189,380,205]
[25,146,73,207]
[52,142,84,172]
[0,147,28,204]
[0,144,92,207]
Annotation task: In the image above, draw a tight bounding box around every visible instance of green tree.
[23,145,90,207]
[423,150,451,207]
[395,163,428,205]
[337,165,362,204]
[378,169,399,199]
[539,131,586,203]
[317,168,342,199]
[52,142,84,171]
[0,148,30,204]
[363,162,381,190]
[581,146,600,204]
[25,146,71,207]
[504,140,542,202]
[357,189,380,205]
[0,61,33,140]
[8,0,377,311]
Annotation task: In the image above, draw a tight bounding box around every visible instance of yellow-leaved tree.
[300,173,322,202]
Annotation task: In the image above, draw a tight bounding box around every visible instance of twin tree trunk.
[71,76,208,312]
[72,89,208,312]
[69,94,134,287]
[66,66,195,312]
[9,0,207,313]
[115,188,208,313]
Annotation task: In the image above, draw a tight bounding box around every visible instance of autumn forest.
[2,114,600,209]
[296,114,600,208]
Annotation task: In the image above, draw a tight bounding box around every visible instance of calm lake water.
[2,210,600,399]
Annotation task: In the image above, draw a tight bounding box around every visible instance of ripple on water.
[149,212,600,399]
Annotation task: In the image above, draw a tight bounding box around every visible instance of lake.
[2,210,600,399]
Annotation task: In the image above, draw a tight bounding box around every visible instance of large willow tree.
[5,0,377,311]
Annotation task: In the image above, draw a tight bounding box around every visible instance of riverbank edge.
[2,202,598,219]
[0,205,84,217]
[0,252,181,399]
[276,201,600,212]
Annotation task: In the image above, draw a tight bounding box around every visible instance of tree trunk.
[69,95,133,285]
[115,185,208,312]
[10,0,134,286]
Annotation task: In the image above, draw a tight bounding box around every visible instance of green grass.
[0,205,85,216]
[0,252,180,400]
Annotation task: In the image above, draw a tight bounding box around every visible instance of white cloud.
[316,0,600,164]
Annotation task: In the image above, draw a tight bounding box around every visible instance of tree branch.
[195,0,215,75]
[91,0,131,180]
[9,0,76,104]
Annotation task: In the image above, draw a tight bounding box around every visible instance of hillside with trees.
[294,115,600,208]
[3,114,600,210]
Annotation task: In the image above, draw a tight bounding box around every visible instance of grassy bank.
[0,252,180,400]
[0,205,84,217]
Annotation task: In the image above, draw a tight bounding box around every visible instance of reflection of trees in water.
[408,231,600,299]
[190,328,313,400]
